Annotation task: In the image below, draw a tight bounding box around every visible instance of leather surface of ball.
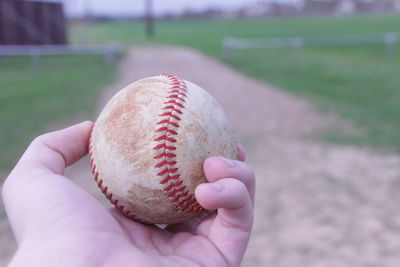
[89,74,237,224]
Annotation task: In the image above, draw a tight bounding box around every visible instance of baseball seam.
[153,74,204,213]
[88,132,137,219]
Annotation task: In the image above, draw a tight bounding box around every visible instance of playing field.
[1,14,399,171]
[0,56,115,170]
[1,14,400,266]
[72,14,400,152]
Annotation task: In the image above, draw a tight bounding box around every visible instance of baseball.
[89,74,238,224]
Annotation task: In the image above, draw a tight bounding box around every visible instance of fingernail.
[219,156,236,168]
[210,183,223,192]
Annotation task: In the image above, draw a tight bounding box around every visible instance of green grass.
[232,46,400,150]
[72,14,400,56]
[0,56,115,170]
[72,14,400,152]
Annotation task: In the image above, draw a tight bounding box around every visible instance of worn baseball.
[89,74,238,224]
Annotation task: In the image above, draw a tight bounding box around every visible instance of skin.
[2,121,255,267]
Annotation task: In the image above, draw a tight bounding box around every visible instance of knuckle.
[220,156,237,169]
[31,132,56,148]
[247,167,256,181]
[31,133,48,145]
[229,178,248,195]
[234,161,255,183]
[221,178,250,208]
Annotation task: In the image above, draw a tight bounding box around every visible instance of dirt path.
[2,46,400,266]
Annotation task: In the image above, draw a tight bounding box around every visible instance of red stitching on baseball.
[154,152,176,159]
[184,198,197,208]
[172,191,189,202]
[160,175,180,184]
[156,119,180,127]
[154,135,177,142]
[167,95,186,102]
[88,132,138,220]
[153,143,176,150]
[164,100,185,108]
[167,186,186,197]
[162,106,183,114]
[155,160,177,168]
[159,112,181,120]
[164,180,183,191]
[168,90,187,96]
[157,168,178,176]
[177,195,193,206]
[153,74,204,213]
[155,127,178,135]
[187,205,204,213]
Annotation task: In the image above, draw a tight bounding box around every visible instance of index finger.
[9,121,93,179]
[2,121,94,241]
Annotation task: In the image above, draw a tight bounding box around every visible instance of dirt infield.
[1,46,400,266]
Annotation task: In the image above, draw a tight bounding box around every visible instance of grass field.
[1,14,399,171]
[232,46,400,150]
[72,14,400,152]
[72,14,400,56]
[0,56,115,170]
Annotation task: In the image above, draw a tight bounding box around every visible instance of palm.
[3,122,254,267]
[56,178,226,266]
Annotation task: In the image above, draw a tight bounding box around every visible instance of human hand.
[2,121,255,267]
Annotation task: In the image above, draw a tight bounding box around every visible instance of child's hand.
[3,121,255,267]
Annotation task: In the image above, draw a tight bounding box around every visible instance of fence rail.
[0,44,124,68]
[222,32,400,60]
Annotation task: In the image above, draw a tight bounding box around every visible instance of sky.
[59,0,295,17]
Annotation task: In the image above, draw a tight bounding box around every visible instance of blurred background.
[1,0,400,266]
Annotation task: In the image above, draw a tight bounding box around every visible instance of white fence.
[222,32,399,60]
[0,44,123,68]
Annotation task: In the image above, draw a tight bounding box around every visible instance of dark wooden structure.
[0,0,67,45]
